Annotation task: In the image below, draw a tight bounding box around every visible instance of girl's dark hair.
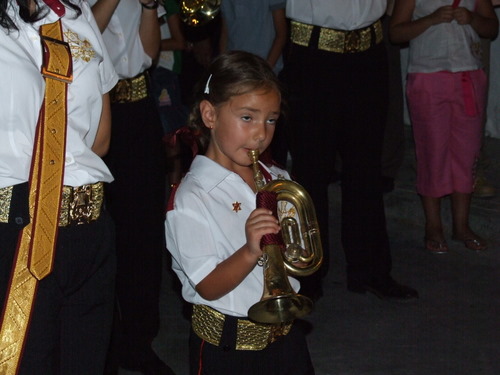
[1,0,81,32]
[188,50,283,154]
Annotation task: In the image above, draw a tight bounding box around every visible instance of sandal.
[454,237,487,251]
[424,238,449,254]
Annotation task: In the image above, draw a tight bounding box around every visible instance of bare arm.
[195,208,280,301]
[91,0,160,59]
[90,0,120,32]
[391,0,498,44]
[139,3,161,59]
[454,0,498,39]
[390,0,454,44]
[266,8,287,69]
[192,37,213,68]
[219,16,228,54]
[161,13,186,52]
[92,93,112,157]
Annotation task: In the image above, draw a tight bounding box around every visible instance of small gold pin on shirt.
[232,202,242,212]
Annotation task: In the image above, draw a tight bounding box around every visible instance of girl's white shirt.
[408,0,482,73]
[166,155,300,317]
[0,1,118,188]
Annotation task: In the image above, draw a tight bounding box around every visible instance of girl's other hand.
[453,7,473,25]
[245,208,280,259]
[428,6,454,25]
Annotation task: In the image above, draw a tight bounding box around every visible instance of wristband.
[141,0,158,9]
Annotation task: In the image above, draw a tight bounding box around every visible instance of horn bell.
[247,244,313,324]
[247,149,323,324]
[181,0,221,27]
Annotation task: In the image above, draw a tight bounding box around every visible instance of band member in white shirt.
[282,0,419,301]
[0,0,118,373]
[89,0,174,373]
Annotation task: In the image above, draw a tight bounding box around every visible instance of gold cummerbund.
[290,19,383,54]
[110,71,150,103]
[191,304,292,351]
[0,182,104,227]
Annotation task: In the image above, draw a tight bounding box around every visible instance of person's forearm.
[390,15,435,44]
[91,0,120,33]
[267,37,285,69]
[160,38,185,51]
[160,15,186,51]
[219,18,228,54]
[140,5,161,59]
[92,94,112,157]
[267,8,287,68]
[195,244,260,301]
[470,12,499,38]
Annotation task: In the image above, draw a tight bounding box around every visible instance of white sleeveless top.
[407,0,482,73]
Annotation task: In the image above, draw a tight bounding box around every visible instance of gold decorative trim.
[0,186,13,223]
[291,20,383,54]
[59,182,104,226]
[0,19,70,374]
[0,183,104,227]
[191,305,292,351]
[110,72,149,103]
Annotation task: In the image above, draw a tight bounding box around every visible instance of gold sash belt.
[0,20,71,374]
[290,19,383,54]
[109,71,149,103]
[192,305,292,351]
[0,182,104,227]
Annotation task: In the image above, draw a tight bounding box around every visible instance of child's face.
[203,88,281,172]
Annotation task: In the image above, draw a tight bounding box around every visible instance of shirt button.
[15,217,24,225]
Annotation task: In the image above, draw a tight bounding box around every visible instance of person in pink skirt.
[390,0,498,253]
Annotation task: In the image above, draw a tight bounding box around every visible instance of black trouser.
[104,96,167,365]
[0,185,115,374]
[282,40,392,286]
[189,320,314,375]
[382,15,406,180]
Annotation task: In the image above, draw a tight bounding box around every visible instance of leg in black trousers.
[0,210,115,375]
[283,42,392,292]
[104,97,167,369]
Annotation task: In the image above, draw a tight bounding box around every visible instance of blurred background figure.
[282,0,419,301]
[0,0,118,373]
[150,0,189,190]
[390,0,498,253]
[90,0,175,373]
[219,0,288,166]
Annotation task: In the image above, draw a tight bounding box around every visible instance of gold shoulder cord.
[0,19,72,374]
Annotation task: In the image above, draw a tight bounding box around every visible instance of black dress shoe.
[121,352,176,375]
[348,277,418,301]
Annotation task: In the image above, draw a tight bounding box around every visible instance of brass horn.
[247,150,323,324]
[180,0,221,27]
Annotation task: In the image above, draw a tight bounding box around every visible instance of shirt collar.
[189,156,233,193]
[189,155,275,193]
